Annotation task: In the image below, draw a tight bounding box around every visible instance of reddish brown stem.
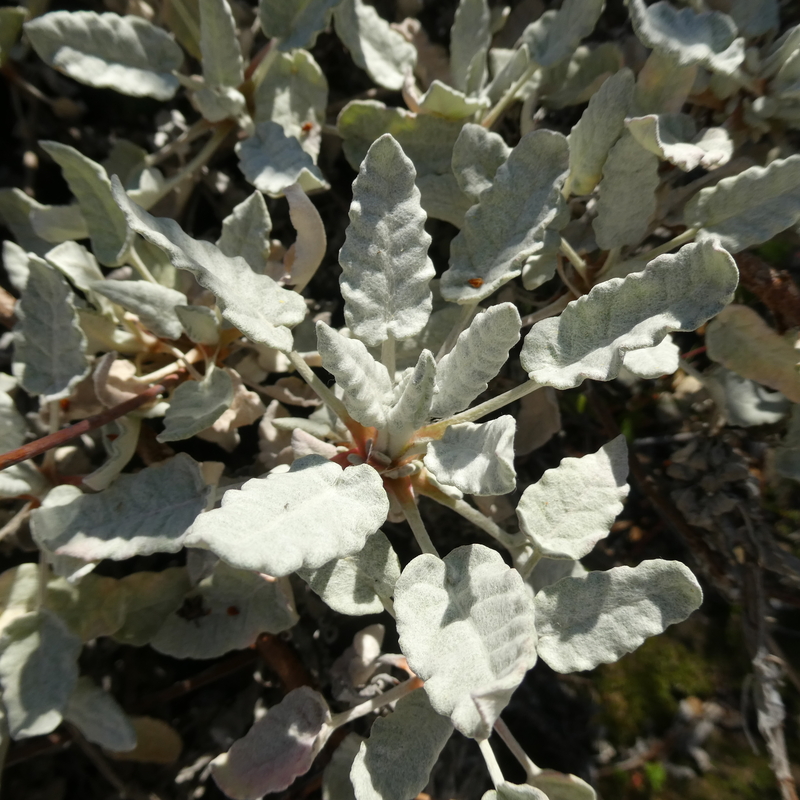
[0,376,181,472]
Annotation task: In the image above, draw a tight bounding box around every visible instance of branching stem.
[393,481,439,557]
[287,350,352,426]
[329,676,423,729]
[145,118,213,167]
[494,718,541,781]
[481,63,539,129]
[625,227,699,268]
[126,244,159,285]
[559,237,588,283]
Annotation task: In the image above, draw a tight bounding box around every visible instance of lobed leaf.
[566,68,634,196]
[176,305,220,345]
[535,560,702,672]
[64,677,137,752]
[449,0,490,93]
[385,350,437,447]
[451,123,510,203]
[12,256,89,399]
[40,141,131,266]
[24,11,183,100]
[258,0,342,51]
[333,0,416,91]
[441,130,569,303]
[520,0,604,68]
[417,81,490,120]
[31,454,209,561]
[212,687,331,800]
[351,689,453,800]
[91,279,187,340]
[112,179,307,351]
[424,416,517,496]
[339,134,434,347]
[158,369,235,442]
[684,155,800,253]
[199,0,243,88]
[395,544,537,739]
[521,240,739,389]
[432,303,521,419]
[186,456,389,577]
[516,435,629,560]
[621,334,680,379]
[216,191,272,272]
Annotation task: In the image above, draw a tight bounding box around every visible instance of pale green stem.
[596,246,623,280]
[556,256,582,299]
[479,738,506,788]
[436,302,477,362]
[145,118,212,167]
[250,41,281,89]
[381,334,396,377]
[629,227,699,267]
[127,244,159,285]
[398,493,439,557]
[439,494,526,552]
[329,677,422,729]
[133,348,202,383]
[516,548,543,581]
[481,62,539,129]
[418,380,542,440]
[559,237,588,283]
[381,595,396,619]
[166,345,204,381]
[494,718,541,781]
[287,350,352,426]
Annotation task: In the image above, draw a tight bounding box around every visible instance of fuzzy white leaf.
[323,734,362,800]
[190,82,248,124]
[175,305,220,345]
[566,68,634,196]
[339,134,434,347]
[187,456,389,577]
[729,0,778,37]
[432,303,520,419]
[626,114,733,171]
[418,81,490,120]
[199,0,243,88]
[535,560,702,672]
[31,454,209,561]
[485,44,530,105]
[520,0,604,68]
[521,228,560,291]
[158,369,235,443]
[44,241,104,296]
[621,334,680,379]
[684,156,800,253]
[333,0,416,90]
[12,256,89,399]
[351,689,453,800]
[3,240,30,292]
[112,179,307,351]
[64,677,137,752]
[217,191,272,272]
[213,687,331,799]
[0,610,81,738]
[24,11,183,99]
[424,416,517,496]
[592,131,659,250]
[627,0,744,77]
[450,0,490,93]
[632,49,697,116]
[29,203,88,243]
[385,350,436,444]
[442,130,569,303]
[484,783,549,800]
[0,188,49,256]
[395,544,537,739]
[237,120,329,197]
[258,0,342,51]
[40,141,131,266]
[544,42,624,110]
[151,562,298,659]
[284,183,327,292]
[0,393,25,454]
[91,279,187,340]
[0,464,50,500]
[530,771,596,800]
[521,240,739,389]
[299,530,400,616]
[451,123,510,202]
[705,366,790,427]
[517,435,629,560]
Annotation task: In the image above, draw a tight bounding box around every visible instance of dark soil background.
[1,0,799,798]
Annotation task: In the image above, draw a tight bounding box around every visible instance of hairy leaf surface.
[621,334,680,379]
[417,82,490,120]
[449,0,490,93]
[521,0,604,68]
[386,350,437,446]
[158,369,235,442]
[64,677,137,752]
[199,0,243,88]
[451,124,510,203]
[91,280,187,340]
[216,191,272,272]
[258,0,342,51]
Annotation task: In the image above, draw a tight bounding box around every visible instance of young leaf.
[316,322,393,428]
[544,42,624,109]
[284,183,327,292]
[521,229,560,290]
[566,68,634,196]
[254,49,327,161]
[44,573,128,641]
[485,44,530,105]
[529,771,596,800]
[298,530,401,616]
[217,191,272,272]
[351,689,453,800]
[483,783,548,800]
[424,416,517,496]
[385,350,437,445]
[684,156,800,253]
[31,454,209,561]
[258,0,342,51]
[627,0,744,77]
[150,563,298,659]
[176,305,221,345]
[64,677,137,752]
[237,120,329,197]
[441,130,569,303]
[91,280,188,340]
[432,303,521,419]
[621,334,680,379]
[29,203,88,243]
[418,82,490,120]
[705,305,800,403]
[186,456,390,577]
[40,141,132,266]
[535,560,702,673]
[112,179,307,351]
[3,240,31,292]
[199,0,243,89]
[705,366,789,428]
[520,0,604,68]
[521,240,739,390]
[516,436,629,560]
[626,114,733,171]
[24,11,183,100]
[12,256,89,399]
[0,610,82,738]
[592,131,659,250]
[632,49,697,116]
[158,369,235,442]
[0,188,50,256]
[0,464,50,500]
[450,0,490,94]
[0,393,26,454]
[339,134,434,347]
[451,123,511,203]
[212,687,332,800]
[395,544,537,739]
[44,241,104,294]
[333,0,416,91]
